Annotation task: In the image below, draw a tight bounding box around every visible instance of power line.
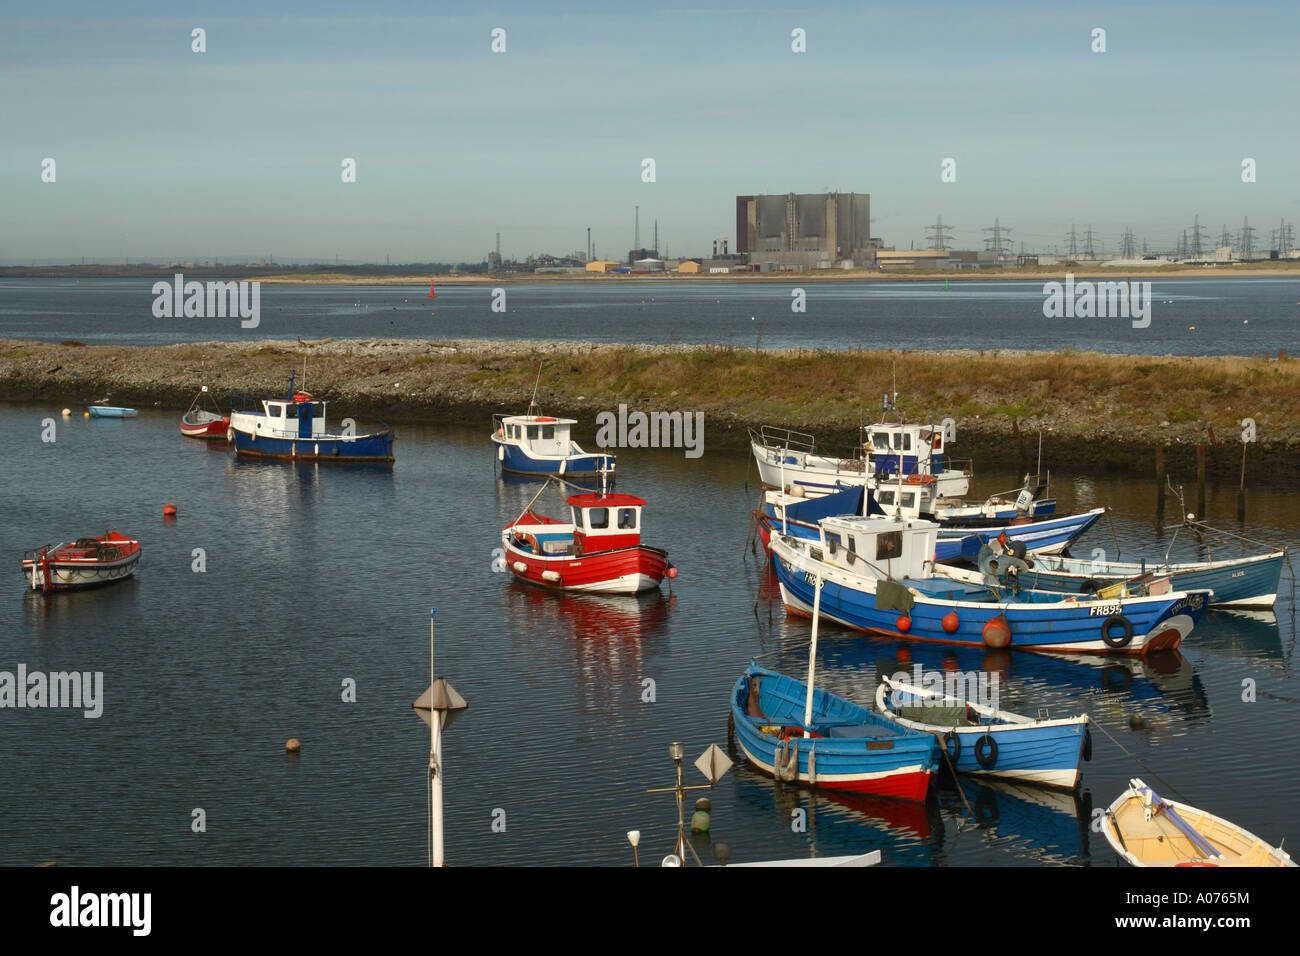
[926,215,954,251]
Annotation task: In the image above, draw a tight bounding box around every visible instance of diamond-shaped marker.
[695,743,733,785]
[413,678,468,731]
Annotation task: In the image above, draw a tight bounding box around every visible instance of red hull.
[180,417,229,439]
[503,540,669,594]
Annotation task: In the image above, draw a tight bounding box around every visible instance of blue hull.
[1021,553,1284,609]
[732,665,938,800]
[88,406,138,418]
[496,441,614,477]
[232,428,393,461]
[880,686,1087,789]
[937,509,1105,558]
[772,544,1209,654]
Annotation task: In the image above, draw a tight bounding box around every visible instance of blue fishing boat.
[87,405,138,418]
[731,664,939,801]
[770,514,1211,654]
[492,410,614,477]
[875,675,1091,790]
[228,372,393,462]
[1012,522,1286,609]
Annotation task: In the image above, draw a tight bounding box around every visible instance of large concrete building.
[735,192,879,269]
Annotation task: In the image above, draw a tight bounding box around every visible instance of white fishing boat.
[1101,778,1295,867]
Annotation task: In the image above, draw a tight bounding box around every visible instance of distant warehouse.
[736,192,882,269]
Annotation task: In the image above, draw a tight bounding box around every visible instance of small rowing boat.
[88,405,137,418]
[875,675,1091,789]
[22,531,141,592]
[180,386,229,439]
[1102,778,1295,867]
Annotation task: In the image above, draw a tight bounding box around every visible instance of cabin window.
[541,425,555,440]
[878,490,895,505]
[873,434,889,452]
[877,531,903,560]
[617,508,638,530]
[901,492,916,509]
[902,433,912,451]
[847,535,857,554]
[527,426,539,441]
[587,507,609,529]
[825,532,841,555]
[571,508,583,529]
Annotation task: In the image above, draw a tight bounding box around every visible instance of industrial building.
[735,192,881,269]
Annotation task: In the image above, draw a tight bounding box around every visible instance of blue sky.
[2,1,1298,263]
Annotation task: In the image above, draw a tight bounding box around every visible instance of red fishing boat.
[22,531,141,592]
[501,486,675,595]
[180,386,229,439]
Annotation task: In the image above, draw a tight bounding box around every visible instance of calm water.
[2,276,1298,355]
[2,405,1296,866]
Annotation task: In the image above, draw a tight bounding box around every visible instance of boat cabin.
[231,390,329,440]
[815,514,938,580]
[567,493,645,553]
[863,422,947,478]
[496,414,578,458]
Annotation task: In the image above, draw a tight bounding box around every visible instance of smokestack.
[713,240,717,257]
[723,239,728,255]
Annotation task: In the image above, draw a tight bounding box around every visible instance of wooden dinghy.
[1102,778,1294,867]
[22,531,142,592]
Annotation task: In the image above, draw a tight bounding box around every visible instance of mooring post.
[1195,444,1207,518]
[1155,445,1166,519]
[1237,440,1247,521]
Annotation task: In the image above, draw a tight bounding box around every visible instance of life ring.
[512,532,539,553]
[905,474,923,484]
[1082,725,1093,762]
[942,731,961,762]
[1080,578,1103,594]
[1101,614,1134,649]
[975,733,998,769]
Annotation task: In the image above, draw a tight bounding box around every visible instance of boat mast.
[527,362,543,418]
[803,574,824,730]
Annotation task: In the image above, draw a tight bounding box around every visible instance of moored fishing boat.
[770,514,1210,654]
[1101,778,1295,867]
[492,410,614,477]
[22,531,141,592]
[501,481,673,594]
[228,372,393,462]
[875,676,1091,789]
[730,663,939,801]
[1011,525,1286,609]
[180,386,229,439]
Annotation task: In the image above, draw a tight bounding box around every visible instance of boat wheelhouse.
[501,489,672,594]
[228,373,393,462]
[492,412,614,477]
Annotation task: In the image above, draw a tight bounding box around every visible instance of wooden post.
[1155,445,1166,519]
[1195,444,1207,519]
[1237,441,1247,521]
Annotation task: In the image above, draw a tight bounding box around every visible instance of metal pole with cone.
[413,609,468,867]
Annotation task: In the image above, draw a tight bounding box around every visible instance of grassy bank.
[3,337,1298,482]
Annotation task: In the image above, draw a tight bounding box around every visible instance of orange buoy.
[163,502,178,517]
[941,611,960,633]
[285,738,301,753]
[666,566,678,579]
[896,615,912,633]
[982,614,1011,649]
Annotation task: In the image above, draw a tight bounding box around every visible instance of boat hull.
[1022,552,1284,610]
[492,437,614,477]
[231,427,394,462]
[180,412,229,439]
[502,538,668,594]
[22,533,141,592]
[732,667,937,801]
[88,406,137,418]
[877,681,1088,789]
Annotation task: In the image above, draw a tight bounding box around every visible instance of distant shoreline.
[3,336,1297,482]
[5,263,1300,285]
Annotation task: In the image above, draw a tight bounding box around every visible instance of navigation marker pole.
[413,608,468,867]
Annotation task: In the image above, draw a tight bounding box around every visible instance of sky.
[2,1,1298,264]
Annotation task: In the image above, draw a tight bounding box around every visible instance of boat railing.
[752,425,819,455]
[943,456,974,477]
